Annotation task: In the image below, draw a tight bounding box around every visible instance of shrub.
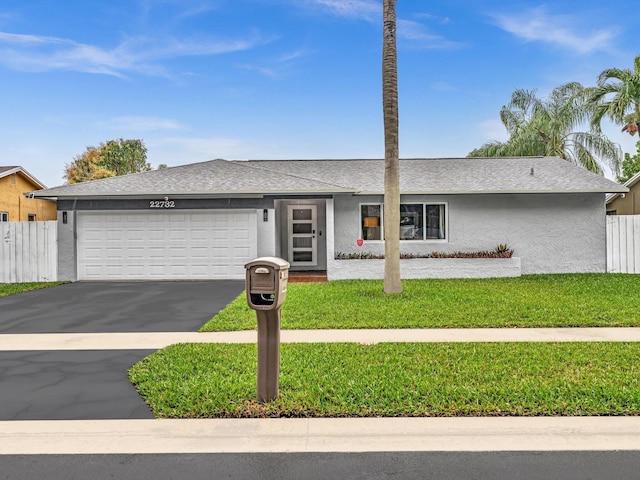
[335,244,514,260]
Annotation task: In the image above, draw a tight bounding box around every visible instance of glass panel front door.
[288,205,317,267]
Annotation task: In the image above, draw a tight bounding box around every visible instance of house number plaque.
[149,197,176,208]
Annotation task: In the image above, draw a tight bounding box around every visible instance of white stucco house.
[32,157,627,282]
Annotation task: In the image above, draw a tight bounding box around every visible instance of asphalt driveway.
[0,281,245,333]
[0,281,244,420]
[0,350,156,420]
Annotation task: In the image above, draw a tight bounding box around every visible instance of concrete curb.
[2,417,640,454]
[3,328,640,350]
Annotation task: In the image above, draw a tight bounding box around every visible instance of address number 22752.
[150,197,176,208]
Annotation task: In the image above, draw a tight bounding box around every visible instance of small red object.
[356,239,364,247]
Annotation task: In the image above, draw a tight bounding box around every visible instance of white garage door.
[77,210,257,280]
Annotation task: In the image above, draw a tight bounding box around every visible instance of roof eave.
[1,166,47,189]
[607,172,640,203]
[356,189,628,195]
[32,188,355,199]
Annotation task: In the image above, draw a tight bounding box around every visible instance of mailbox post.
[244,257,290,402]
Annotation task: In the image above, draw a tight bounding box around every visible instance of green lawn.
[201,274,640,331]
[129,342,640,418]
[0,282,64,298]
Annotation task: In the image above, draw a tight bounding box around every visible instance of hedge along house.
[32,157,627,282]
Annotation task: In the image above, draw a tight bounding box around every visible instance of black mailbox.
[245,257,289,311]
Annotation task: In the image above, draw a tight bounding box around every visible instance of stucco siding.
[0,173,56,221]
[57,210,77,281]
[333,193,607,275]
[257,208,276,258]
[607,187,640,215]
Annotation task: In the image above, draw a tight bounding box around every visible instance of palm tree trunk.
[382,0,402,293]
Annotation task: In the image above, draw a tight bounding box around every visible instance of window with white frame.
[360,203,446,241]
[0,212,8,222]
[28,214,37,222]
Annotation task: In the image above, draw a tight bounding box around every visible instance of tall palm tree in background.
[468,82,621,175]
[382,0,401,293]
[590,54,640,135]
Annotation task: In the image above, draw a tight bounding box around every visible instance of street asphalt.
[3,451,640,480]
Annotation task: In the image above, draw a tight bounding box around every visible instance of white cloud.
[431,81,456,92]
[490,6,616,54]
[237,46,311,78]
[279,46,311,63]
[238,63,278,77]
[0,30,272,77]
[138,0,219,21]
[301,0,380,22]
[152,136,248,160]
[477,118,509,142]
[397,19,462,49]
[104,116,184,132]
[414,13,451,25]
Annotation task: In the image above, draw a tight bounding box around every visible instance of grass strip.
[0,282,65,298]
[129,342,640,418]
[201,274,640,331]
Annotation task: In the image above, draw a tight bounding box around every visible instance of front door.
[287,204,317,267]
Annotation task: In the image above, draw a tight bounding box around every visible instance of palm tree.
[590,55,640,134]
[469,82,621,175]
[382,0,401,293]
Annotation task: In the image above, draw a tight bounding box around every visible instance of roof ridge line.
[232,160,357,192]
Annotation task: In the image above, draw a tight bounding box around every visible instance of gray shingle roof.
[34,159,354,197]
[33,157,627,198]
[0,166,19,175]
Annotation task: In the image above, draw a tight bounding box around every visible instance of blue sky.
[0,0,637,187]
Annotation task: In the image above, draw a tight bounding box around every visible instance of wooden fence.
[0,221,57,283]
[607,215,640,274]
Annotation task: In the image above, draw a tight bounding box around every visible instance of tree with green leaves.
[617,141,640,183]
[468,82,621,175]
[590,55,640,134]
[64,146,115,183]
[64,138,150,184]
[382,0,401,294]
[100,139,150,177]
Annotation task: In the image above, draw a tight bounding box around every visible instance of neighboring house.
[606,171,640,215]
[0,166,57,222]
[31,156,626,282]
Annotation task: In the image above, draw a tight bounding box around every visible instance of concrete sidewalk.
[3,327,640,350]
[2,417,640,454]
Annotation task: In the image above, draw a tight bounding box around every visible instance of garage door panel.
[83,248,102,260]
[126,230,145,241]
[77,210,257,280]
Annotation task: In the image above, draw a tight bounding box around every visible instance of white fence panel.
[607,215,640,274]
[0,221,57,283]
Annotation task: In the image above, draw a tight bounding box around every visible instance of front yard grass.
[201,274,640,331]
[0,282,64,298]
[129,342,640,418]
